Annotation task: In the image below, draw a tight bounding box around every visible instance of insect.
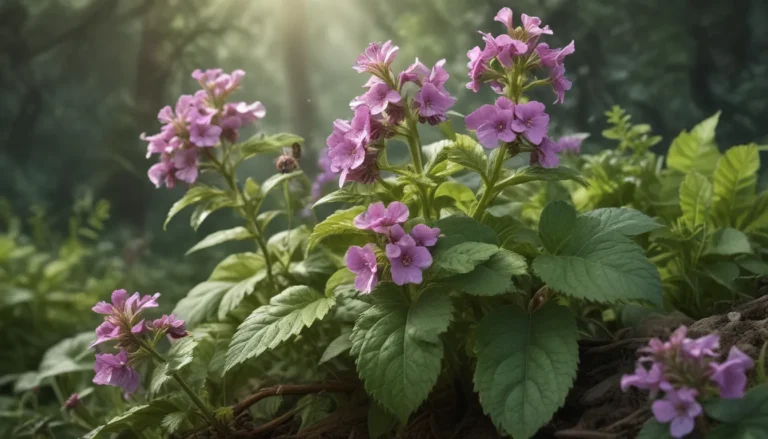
[290,142,302,159]
[275,154,298,174]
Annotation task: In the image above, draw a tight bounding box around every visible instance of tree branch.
[231,382,357,416]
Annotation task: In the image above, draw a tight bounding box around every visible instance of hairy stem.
[471,148,507,220]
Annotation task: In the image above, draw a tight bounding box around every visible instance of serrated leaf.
[483,214,542,256]
[307,206,368,251]
[190,195,239,231]
[164,185,227,230]
[173,281,234,327]
[225,286,335,371]
[434,181,476,212]
[446,134,488,179]
[533,212,662,305]
[186,227,253,255]
[218,271,267,320]
[473,303,578,439]
[239,133,304,158]
[679,172,713,228]
[325,268,356,298]
[667,131,721,175]
[83,399,179,438]
[313,184,380,208]
[497,166,588,189]
[580,207,663,236]
[166,335,199,374]
[261,171,303,197]
[433,215,499,246]
[352,285,453,422]
[713,144,760,227]
[538,201,578,254]
[444,249,526,296]
[319,329,353,364]
[690,111,720,147]
[161,412,187,434]
[209,252,264,281]
[705,228,752,256]
[432,241,499,275]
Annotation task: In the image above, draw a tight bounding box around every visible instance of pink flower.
[93,350,140,396]
[345,245,379,294]
[410,224,440,247]
[495,34,528,68]
[329,137,366,187]
[536,41,575,69]
[530,137,560,168]
[148,154,177,189]
[357,83,401,115]
[386,235,433,285]
[152,314,188,339]
[550,65,572,104]
[413,82,456,120]
[353,41,399,74]
[90,320,120,348]
[465,97,518,149]
[354,202,409,234]
[173,148,199,184]
[710,347,754,398]
[466,46,489,92]
[521,14,553,39]
[494,7,514,31]
[188,122,222,147]
[344,150,380,185]
[621,363,664,392]
[554,133,589,154]
[514,101,550,145]
[91,290,160,348]
[651,388,701,438]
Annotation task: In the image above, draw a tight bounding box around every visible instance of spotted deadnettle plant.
[623,326,755,438]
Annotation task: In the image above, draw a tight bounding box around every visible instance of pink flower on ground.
[345,245,379,294]
[93,350,140,396]
[386,234,433,285]
[651,387,702,438]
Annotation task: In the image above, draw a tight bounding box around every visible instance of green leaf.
[432,242,499,275]
[433,215,499,246]
[739,191,768,233]
[36,332,94,381]
[446,134,488,179]
[705,228,752,256]
[533,214,662,305]
[164,185,227,230]
[679,172,713,228]
[218,271,267,320]
[701,261,740,291]
[239,133,304,158]
[538,201,578,254]
[444,249,527,296]
[713,144,760,227]
[307,206,368,252]
[189,194,239,231]
[580,207,664,237]
[352,285,453,422]
[297,395,333,431]
[325,268,356,298]
[166,336,199,374]
[313,184,381,208]
[434,181,477,212]
[83,399,180,438]
[667,130,721,175]
[483,214,542,256]
[261,170,303,197]
[636,419,672,439]
[497,166,588,189]
[690,111,721,148]
[225,286,335,371]
[161,412,188,434]
[737,254,768,275]
[473,303,578,439]
[173,281,234,327]
[368,403,398,439]
[256,210,284,230]
[186,227,253,255]
[209,252,265,281]
[319,329,352,364]
[704,384,768,438]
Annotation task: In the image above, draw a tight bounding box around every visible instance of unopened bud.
[64,393,81,409]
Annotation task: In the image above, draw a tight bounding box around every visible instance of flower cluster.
[345,202,440,291]
[466,7,574,104]
[621,326,754,438]
[325,41,457,188]
[90,289,187,397]
[142,69,266,189]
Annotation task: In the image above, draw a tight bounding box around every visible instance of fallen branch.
[232,382,357,416]
[554,428,617,439]
[232,408,300,439]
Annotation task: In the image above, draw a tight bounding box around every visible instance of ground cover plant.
[1,6,767,439]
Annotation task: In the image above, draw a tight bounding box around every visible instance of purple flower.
[148,154,177,189]
[92,289,129,315]
[536,41,575,69]
[329,137,366,187]
[345,245,379,294]
[413,82,456,119]
[354,41,399,74]
[345,150,381,185]
[312,151,335,201]
[64,393,81,409]
[466,46,494,92]
[386,235,433,285]
[152,314,187,339]
[521,14,553,39]
[683,334,720,358]
[233,101,266,124]
[188,122,222,147]
[173,148,199,184]
[530,137,560,168]
[354,202,409,234]
[465,97,518,149]
[90,321,121,348]
[192,68,224,89]
[399,58,430,86]
[495,34,528,68]
[93,350,140,396]
[91,290,160,347]
[554,133,589,154]
[550,65,572,104]
[410,224,440,247]
[621,363,664,393]
[651,388,702,438]
[710,346,754,398]
[494,7,514,31]
[357,83,401,115]
[514,101,549,145]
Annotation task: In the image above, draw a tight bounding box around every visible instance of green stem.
[471,148,507,220]
[406,129,424,173]
[139,340,227,434]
